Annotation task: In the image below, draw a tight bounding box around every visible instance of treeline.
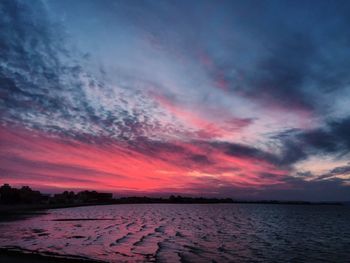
[0,184,45,204]
[115,196,342,205]
[116,195,234,204]
[0,184,343,206]
[0,184,234,205]
[0,184,113,205]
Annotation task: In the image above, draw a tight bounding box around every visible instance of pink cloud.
[150,92,253,140]
[0,124,290,195]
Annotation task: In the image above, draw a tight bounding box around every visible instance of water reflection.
[0,204,349,262]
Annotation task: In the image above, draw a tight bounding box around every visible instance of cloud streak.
[1,0,350,200]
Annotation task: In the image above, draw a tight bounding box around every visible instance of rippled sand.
[0,204,349,262]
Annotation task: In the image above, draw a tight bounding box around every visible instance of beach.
[1,203,349,263]
[0,248,105,263]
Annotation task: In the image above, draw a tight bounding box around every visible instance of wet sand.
[0,205,109,262]
[0,248,105,263]
[0,203,116,222]
[1,204,349,262]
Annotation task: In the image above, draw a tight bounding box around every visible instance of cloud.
[267,116,350,172]
[1,0,350,200]
[194,1,350,118]
[1,155,126,180]
[208,140,307,168]
[240,33,316,111]
[0,0,187,144]
[297,116,350,156]
[317,163,350,180]
[158,172,350,201]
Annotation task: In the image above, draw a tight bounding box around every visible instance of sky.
[1,0,350,201]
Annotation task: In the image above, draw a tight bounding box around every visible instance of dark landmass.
[115,196,344,206]
[0,247,105,263]
[0,183,344,218]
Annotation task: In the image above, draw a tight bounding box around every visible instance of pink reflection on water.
[1,204,349,262]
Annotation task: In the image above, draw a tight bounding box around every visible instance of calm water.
[0,204,349,262]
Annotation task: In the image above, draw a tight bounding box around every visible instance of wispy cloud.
[1,0,350,200]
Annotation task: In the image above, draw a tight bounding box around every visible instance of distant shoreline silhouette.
[0,184,343,208]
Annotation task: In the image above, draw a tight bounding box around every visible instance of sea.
[0,204,349,262]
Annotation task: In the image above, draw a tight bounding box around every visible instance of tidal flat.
[1,204,350,263]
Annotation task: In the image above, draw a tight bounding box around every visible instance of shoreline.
[0,247,105,263]
[0,202,116,219]
[0,202,348,262]
[0,201,345,222]
[0,200,344,213]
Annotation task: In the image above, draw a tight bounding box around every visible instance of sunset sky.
[1,0,350,200]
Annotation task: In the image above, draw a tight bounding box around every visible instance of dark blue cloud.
[280,116,350,157]
[0,0,183,143]
[1,0,350,200]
